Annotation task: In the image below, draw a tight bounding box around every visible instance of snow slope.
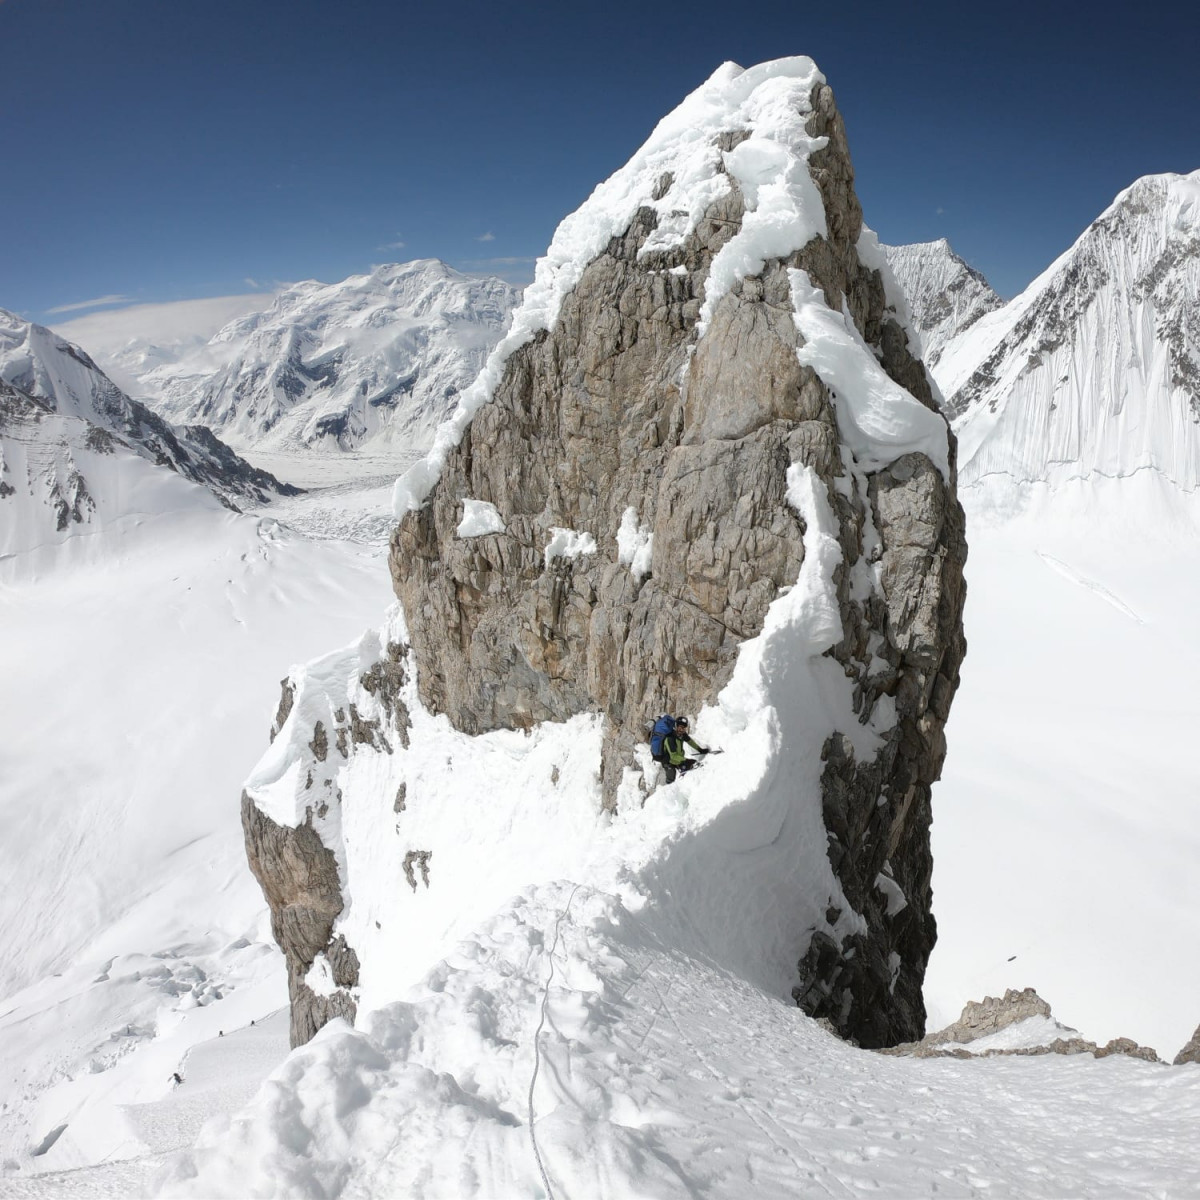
[130,260,519,457]
[0,501,394,1180]
[925,475,1200,1056]
[936,171,1200,492]
[0,379,220,558]
[160,881,1200,1199]
[0,309,295,515]
[882,238,1002,371]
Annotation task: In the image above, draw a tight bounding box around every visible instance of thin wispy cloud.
[244,277,262,288]
[936,206,946,215]
[377,236,407,251]
[476,231,496,242]
[44,293,133,315]
[462,256,536,268]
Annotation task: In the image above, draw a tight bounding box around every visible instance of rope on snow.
[527,882,581,1200]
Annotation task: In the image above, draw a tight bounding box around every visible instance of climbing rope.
[527,882,581,1200]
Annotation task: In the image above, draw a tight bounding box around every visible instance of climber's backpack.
[649,714,676,759]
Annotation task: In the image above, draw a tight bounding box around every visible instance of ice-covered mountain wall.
[883,239,1002,371]
[136,260,519,455]
[243,58,966,1051]
[0,310,296,530]
[936,171,1200,492]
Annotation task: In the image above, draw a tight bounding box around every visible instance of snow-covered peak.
[50,293,271,395]
[0,308,295,523]
[395,56,850,513]
[882,238,1002,370]
[936,169,1200,494]
[133,259,520,456]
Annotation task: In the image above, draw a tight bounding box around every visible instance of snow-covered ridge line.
[789,268,949,480]
[937,169,1200,491]
[881,238,1002,371]
[392,56,829,516]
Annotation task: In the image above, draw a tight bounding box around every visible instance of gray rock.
[385,80,966,1049]
[881,988,1162,1063]
[252,77,968,1050]
[241,790,358,1047]
[924,987,1052,1046]
[1173,1023,1200,1066]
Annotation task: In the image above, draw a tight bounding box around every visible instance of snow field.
[926,475,1200,1055]
[0,500,394,1179]
[162,877,1200,1199]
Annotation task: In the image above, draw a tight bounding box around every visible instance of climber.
[650,714,710,783]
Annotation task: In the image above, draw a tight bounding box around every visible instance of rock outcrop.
[881,988,1163,1063]
[1174,1023,1200,1066]
[384,68,964,1047]
[248,59,967,1049]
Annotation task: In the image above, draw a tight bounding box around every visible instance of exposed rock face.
[385,79,966,1047]
[881,988,1163,1063]
[1174,1024,1200,1066]
[249,647,413,1045]
[242,788,359,1047]
[926,986,1052,1043]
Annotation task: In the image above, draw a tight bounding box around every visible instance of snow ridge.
[882,238,1002,370]
[935,171,1200,493]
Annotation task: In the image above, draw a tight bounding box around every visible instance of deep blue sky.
[2,0,1197,318]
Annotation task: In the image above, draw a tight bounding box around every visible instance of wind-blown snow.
[393,56,830,516]
[455,497,506,538]
[615,506,653,580]
[542,526,597,568]
[51,293,271,395]
[789,268,950,479]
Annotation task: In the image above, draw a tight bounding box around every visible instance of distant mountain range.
[72,260,520,457]
[886,171,1200,494]
[0,309,295,554]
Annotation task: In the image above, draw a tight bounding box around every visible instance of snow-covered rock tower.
[243,57,967,1052]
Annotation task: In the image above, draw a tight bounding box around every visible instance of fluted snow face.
[936,172,1200,493]
[141,260,520,454]
[882,239,1002,371]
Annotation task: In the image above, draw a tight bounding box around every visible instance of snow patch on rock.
[456,498,505,538]
[616,506,653,580]
[543,526,597,568]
